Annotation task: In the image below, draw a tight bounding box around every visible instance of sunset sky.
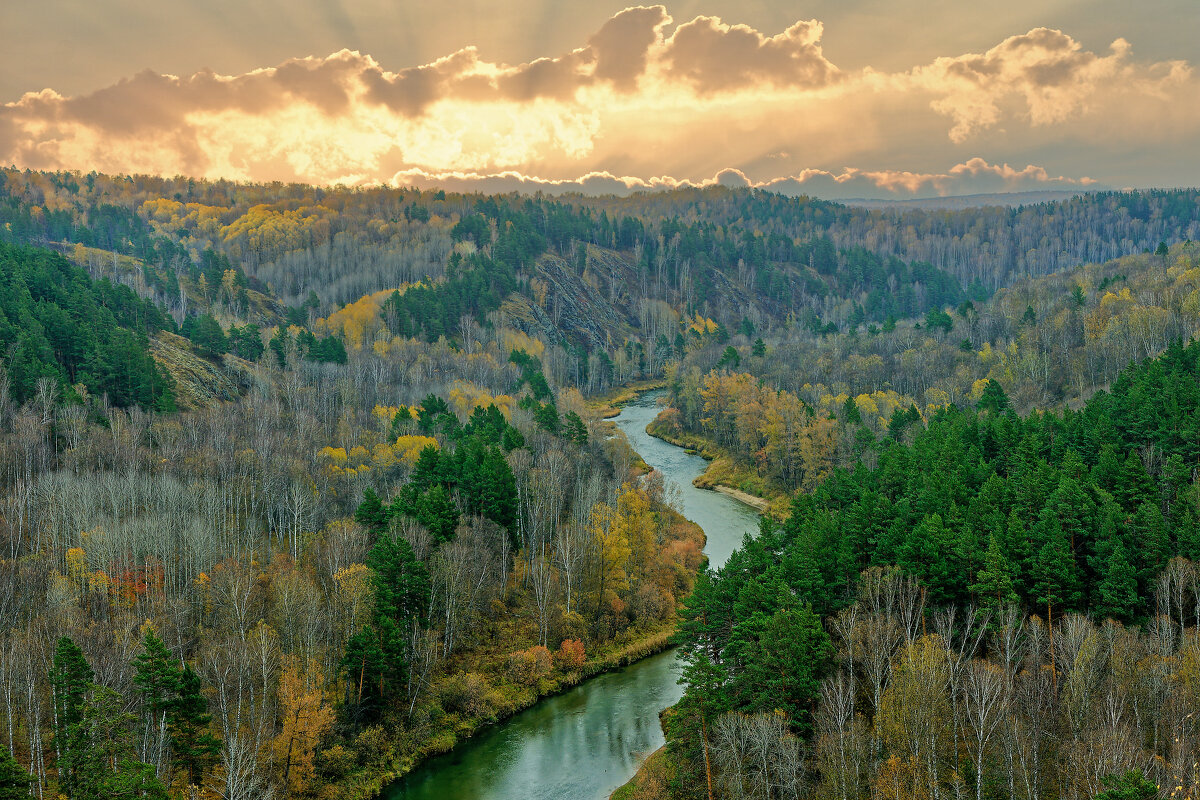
[3,1,1198,198]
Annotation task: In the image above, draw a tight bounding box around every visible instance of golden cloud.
[0,7,1195,194]
[391,158,1097,199]
[912,28,1193,141]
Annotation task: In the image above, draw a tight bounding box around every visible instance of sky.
[2,1,1198,199]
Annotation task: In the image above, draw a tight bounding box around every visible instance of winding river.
[387,391,760,800]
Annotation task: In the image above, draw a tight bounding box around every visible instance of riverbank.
[368,387,760,800]
[351,493,706,800]
[592,377,668,418]
[610,745,677,800]
[343,620,684,800]
[644,407,789,518]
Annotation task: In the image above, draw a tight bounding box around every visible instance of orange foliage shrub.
[554,639,586,671]
[506,646,553,686]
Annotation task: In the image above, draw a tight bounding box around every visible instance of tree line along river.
[387,391,761,800]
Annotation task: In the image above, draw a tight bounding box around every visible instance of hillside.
[0,169,1197,800]
[661,334,1200,800]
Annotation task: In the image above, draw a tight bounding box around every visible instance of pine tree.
[1095,539,1139,622]
[0,747,33,800]
[343,530,431,718]
[60,686,167,800]
[1003,511,1033,598]
[354,488,389,534]
[49,636,93,795]
[1033,515,1083,616]
[563,411,588,445]
[133,629,179,777]
[168,665,221,790]
[738,607,833,735]
[971,532,1018,609]
[1093,769,1158,800]
[842,395,862,425]
[976,379,1010,413]
[1130,501,1170,589]
[1115,451,1152,509]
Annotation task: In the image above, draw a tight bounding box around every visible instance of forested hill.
[545,185,1200,289]
[0,240,175,410]
[2,171,1198,377]
[663,336,1200,800]
[0,167,1197,800]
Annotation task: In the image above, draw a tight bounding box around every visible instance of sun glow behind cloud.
[2,5,1197,198]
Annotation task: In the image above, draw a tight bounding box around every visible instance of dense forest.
[649,339,1200,800]
[652,241,1200,504]
[0,168,1197,800]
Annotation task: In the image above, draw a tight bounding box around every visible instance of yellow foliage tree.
[589,502,630,604]
[273,656,335,797]
[613,485,656,581]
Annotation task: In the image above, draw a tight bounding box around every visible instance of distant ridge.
[842,189,1100,210]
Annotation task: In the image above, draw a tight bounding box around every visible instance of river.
[386,390,760,800]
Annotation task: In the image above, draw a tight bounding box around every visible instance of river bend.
[387,391,760,800]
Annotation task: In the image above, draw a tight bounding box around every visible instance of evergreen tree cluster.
[265,325,348,367]
[681,340,1200,690]
[0,241,175,410]
[48,632,219,799]
[385,205,546,341]
[362,396,523,546]
[667,339,1200,791]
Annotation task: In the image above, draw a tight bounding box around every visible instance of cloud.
[913,27,1193,141]
[390,158,1096,200]
[588,6,672,90]
[0,8,1196,192]
[761,158,1098,198]
[661,16,838,92]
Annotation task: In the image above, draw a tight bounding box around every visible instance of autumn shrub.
[317,744,355,782]
[554,609,587,643]
[353,726,394,769]
[631,582,673,624]
[505,649,538,686]
[530,645,553,676]
[505,646,553,686]
[555,639,586,671]
[439,672,496,720]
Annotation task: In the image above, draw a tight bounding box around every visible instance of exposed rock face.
[150,331,257,410]
[498,243,777,352]
[499,245,641,351]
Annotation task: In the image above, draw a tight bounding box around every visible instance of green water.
[386,391,759,800]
